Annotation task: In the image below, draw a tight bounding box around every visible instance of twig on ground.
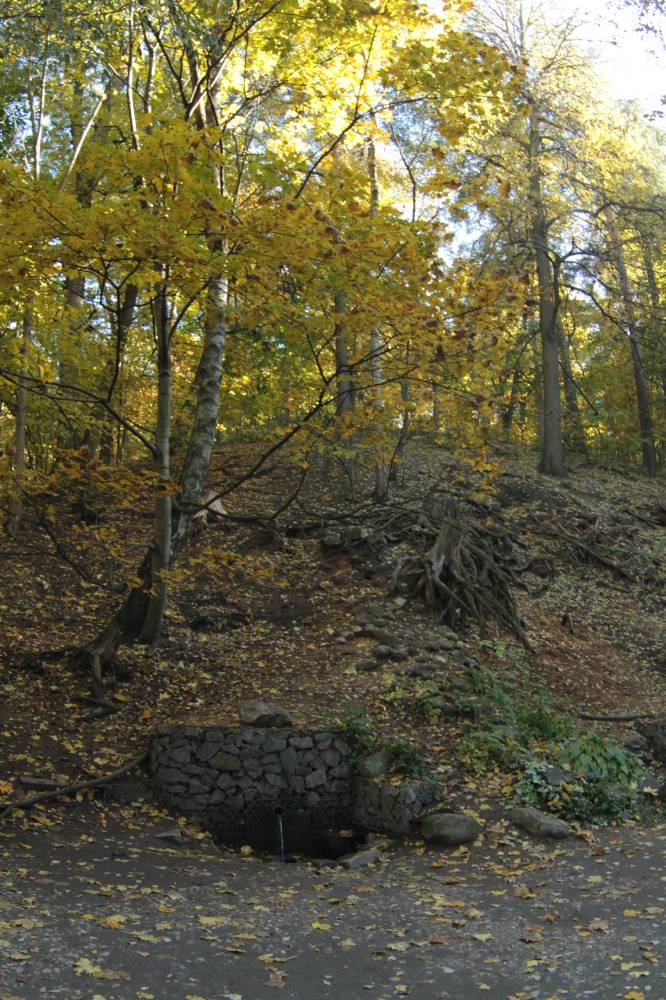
[1,750,149,818]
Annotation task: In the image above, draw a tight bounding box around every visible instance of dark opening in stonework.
[210,797,368,860]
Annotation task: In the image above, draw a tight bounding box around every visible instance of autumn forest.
[1,2,666,995]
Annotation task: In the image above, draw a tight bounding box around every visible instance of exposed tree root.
[577,712,656,722]
[1,751,149,818]
[68,620,126,699]
[392,510,529,645]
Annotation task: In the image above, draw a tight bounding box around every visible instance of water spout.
[276,809,285,862]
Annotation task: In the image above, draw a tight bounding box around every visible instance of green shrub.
[386,738,428,778]
[513,691,574,743]
[343,709,428,779]
[344,707,376,759]
[515,737,647,823]
[460,726,526,774]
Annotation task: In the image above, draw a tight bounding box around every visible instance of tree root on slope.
[392,511,529,646]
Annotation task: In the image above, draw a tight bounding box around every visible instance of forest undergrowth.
[1,437,665,832]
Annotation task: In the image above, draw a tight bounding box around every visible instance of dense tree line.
[0,0,663,662]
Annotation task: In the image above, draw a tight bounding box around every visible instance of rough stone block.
[239,700,292,728]
[291,737,314,750]
[265,772,286,787]
[167,745,192,765]
[209,751,242,771]
[188,778,208,794]
[195,741,221,762]
[305,769,326,789]
[155,767,186,784]
[279,747,298,776]
[421,812,482,846]
[264,736,288,753]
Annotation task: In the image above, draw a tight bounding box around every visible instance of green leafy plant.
[410,682,447,722]
[460,726,526,774]
[344,707,377,760]
[343,709,428,779]
[515,736,647,822]
[513,691,574,743]
[386,737,427,778]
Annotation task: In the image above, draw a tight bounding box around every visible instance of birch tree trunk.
[367,134,390,501]
[170,268,228,555]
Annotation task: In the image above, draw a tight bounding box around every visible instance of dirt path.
[1,805,665,1000]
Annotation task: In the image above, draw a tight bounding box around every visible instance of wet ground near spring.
[1,805,666,1000]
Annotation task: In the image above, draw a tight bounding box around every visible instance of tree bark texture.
[529,106,564,477]
[604,206,657,475]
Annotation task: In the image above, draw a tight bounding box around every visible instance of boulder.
[508,806,571,839]
[420,812,482,846]
[540,765,575,787]
[637,719,666,763]
[363,625,399,645]
[640,773,666,800]
[355,750,391,779]
[155,826,183,844]
[239,700,292,727]
[624,732,651,755]
[373,645,408,662]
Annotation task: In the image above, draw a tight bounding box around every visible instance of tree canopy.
[0,0,664,652]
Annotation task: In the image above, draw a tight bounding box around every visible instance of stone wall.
[150,724,354,852]
[352,778,439,835]
[150,723,440,851]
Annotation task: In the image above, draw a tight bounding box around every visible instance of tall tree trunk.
[170,269,227,555]
[82,29,231,679]
[139,282,172,643]
[557,320,587,454]
[529,106,564,477]
[642,241,666,428]
[530,327,544,449]
[501,364,521,440]
[432,381,441,431]
[334,288,354,419]
[61,82,94,451]
[6,308,31,536]
[367,133,389,501]
[390,344,412,482]
[100,283,138,462]
[604,207,657,476]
